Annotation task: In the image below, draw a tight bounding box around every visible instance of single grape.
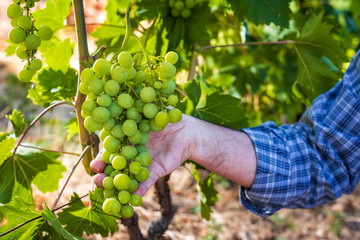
[117,93,134,109]
[102,198,121,215]
[159,79,176,96]
[80,68,95,84]
[128,130,142,144]
[81,110,89,119]
[136,145,148,153]
[103,189,116,198]
[130,194,142,207]
[134,70,146,83]
[135,114,142,123]
[118,51,133,68]
[167,95,178,106]
[159,62,176,80]
[87,92,97,100]
[122,119,137,136]
[134,99,144,113]
[111,66,128,83]
[139,119,150,132]
[17,15,32,30]
[135,167,150,182]
[154,81,163,89]
[169,108,183,123]
[181,8,191,18]
[140,87,157,103]
[25,34,41,50]
[129,161,141,174]
[120,145,137,160]
[109,153,119,164]
[149,118,164,131]
[103,135,121,153]
[185,0,195,8]
[104,165,115,176]
[124,66,136,80]
[128,179,139,193]
[26,0,35,8]
[135,152,152,167]
[93,58,110,76]
[112,155,127,170]
[142,103,158,119]
[104,80,120,96]
[126,107,139,120]
[102,150,111,164]
[171,9,180,17]
[9,27,26,44]
[100,128,111,142]
[10,19,18,27]
[118,191,131,204]
[82,99,97,115]
[29,59,42,71]
[155,111,170,128]
[92,107,110,123]
[89,78,104,95]
[114,173,131,190]
[18,69,33,82]
[108,101,123,118]
[79,82,90,94]
[110,170,121,178]
[165,51,179,65]
[169,0,175,7]
[111,124,125,139]
[139,131,150,145]
[97,94,112,107]
[84,116,101,132]
[103,176,115,190]
[121,205,134,218]
[15,45,27,59]
[7,3,22,19]
[38,25,53,40]
[174,1,185,11]
[103,117,116,130]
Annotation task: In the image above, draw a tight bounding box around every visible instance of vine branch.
[198,40,295,52]
[19,144,80,156]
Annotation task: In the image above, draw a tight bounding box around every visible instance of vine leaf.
[194,91,248,130]
[294,12,346,100]
[5,109,25,137]
[31,0,72,29]
[41,205,84,240]
[228,0,291,27]
[183,79,202,108]
[0,148,66,204]
[0,197,43,239]
[66,118,79,141]
[0,136,16,166]
[57,189,120,238]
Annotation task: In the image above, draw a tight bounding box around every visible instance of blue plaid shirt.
[240,50,360,217]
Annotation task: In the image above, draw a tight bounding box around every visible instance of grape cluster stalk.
[6,0,53,82]
[169,0,195,18]
[80,51,182,218]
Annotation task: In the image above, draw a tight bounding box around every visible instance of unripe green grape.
[159,61,176,80]
[17,15,32,30]
[93,58,110,76]
[169,0,175,7]
[135,167,150,182]
[122,119,137,136]
[82,99,97,115]
[92,107,110,123]
[114,173,131,190]
[136,152,152,167]
[181,8,191,18]
[29,59,42,71]
[134,70,146,83]
[87,92,97,100]
[103,189,116,198]
[79,82,90,94]
[121,205,134,218]
[136,145,148,154]
[104,80,120,96]
[104,165,115,176]
[118,191,131,204]
[174,1,184,11]
[140,87,156,103]
[102,150,111,164]
[15,45,27,59]
[111,124,125,139]
[120,145,137,160]
[130,194,142,207]
[118,51,133,68]
[108,101,123,118]
[134,99,144,113]
[110,170,121,178]
[165,51,179,65]
[18,69,33,82]
[134,113,142,123]
[111,66,128,83]
[81,110,89,119]
[25,34,41,50]
[102,198,121,215]
[97,94,112,107]
[80,68,95,84]
[124,66,136,80]
[169,108,183,123]
[155,111,169,128]
[167,95,178,106]
[143,103,158,119]
[103,135,121,153]
[89,78,104,95]
[185,0,195,8]
[38,25,53,40]
[126,107,139,120]
[128,179,138,193]
[100,128,111,142]
[139,119,150,132]
[112,155,126,170]
[84,116,101,132]
[128,130,142,144]
[171,9,180,17]
[7,4,22,19]
[9,27,26,44]
[129,161,141,174]
[109,153,119,164]
[103,117,116,130]
[139,131,150,145]
[103,176,115,189]
[117,93,134,109]
[26,0,35,8]
[149,118,164,131]
[10,19,18,27]
[159,79,176,96]
[154,81,162,89]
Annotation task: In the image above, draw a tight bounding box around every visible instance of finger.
[93,173,107,189]
[90,159,106,173]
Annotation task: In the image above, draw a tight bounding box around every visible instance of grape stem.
[12,100,73,157]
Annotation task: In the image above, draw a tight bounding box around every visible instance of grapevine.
[169,0,195,18]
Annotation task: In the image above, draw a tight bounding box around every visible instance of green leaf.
[183,80,202,108]
[192,165,218,220]
[4,41,17,57]
[57,189,120,237]
[137,0,167,20]
[32,0,72,29]
[0,136,16,166]
[294,13,346,100]
[39,38,74,74]
[0,197,43,239]
[66,118,78,141]
[27,67,77,107]
[194,92,248,129]
[6,109,25,137]
[228,0,291,27]
[41,205,84,240]
[0,147,66,204]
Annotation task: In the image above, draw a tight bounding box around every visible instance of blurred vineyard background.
[1,0,360,239]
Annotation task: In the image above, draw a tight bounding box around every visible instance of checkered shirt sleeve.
[240,50,360,217]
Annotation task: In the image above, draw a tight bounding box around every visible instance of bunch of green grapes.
[7,0,53,82]
[169,0,195,18]
[80,51,182,218]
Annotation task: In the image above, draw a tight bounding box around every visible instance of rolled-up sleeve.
[240,51,360,217]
